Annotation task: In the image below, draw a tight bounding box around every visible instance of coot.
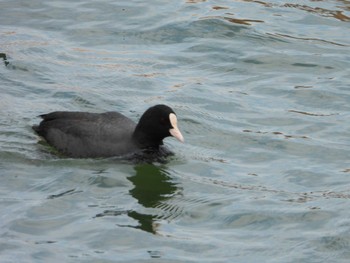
[33,104,184,158]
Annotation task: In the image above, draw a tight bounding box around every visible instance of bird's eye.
[160,117,166,125]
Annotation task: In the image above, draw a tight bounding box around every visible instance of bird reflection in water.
[128,164,181,233]
[95,164,181,234]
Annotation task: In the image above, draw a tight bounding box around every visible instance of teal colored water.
[1,0,350,262]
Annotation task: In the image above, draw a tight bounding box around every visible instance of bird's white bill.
[169,113,184,143]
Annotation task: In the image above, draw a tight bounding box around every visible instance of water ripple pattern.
[1,0,350,262]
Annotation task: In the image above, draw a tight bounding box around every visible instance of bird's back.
[33,111,138,157]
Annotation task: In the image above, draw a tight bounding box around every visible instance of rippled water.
[1,0,350,262]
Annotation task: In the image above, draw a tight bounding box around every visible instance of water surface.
[1,0,350,262]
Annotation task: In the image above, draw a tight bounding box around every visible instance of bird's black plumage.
[33,104,184,158]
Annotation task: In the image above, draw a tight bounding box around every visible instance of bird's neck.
[132,129,163,149]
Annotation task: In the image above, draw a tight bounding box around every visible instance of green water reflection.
[127,164,179,234]
[95,164,180,234]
